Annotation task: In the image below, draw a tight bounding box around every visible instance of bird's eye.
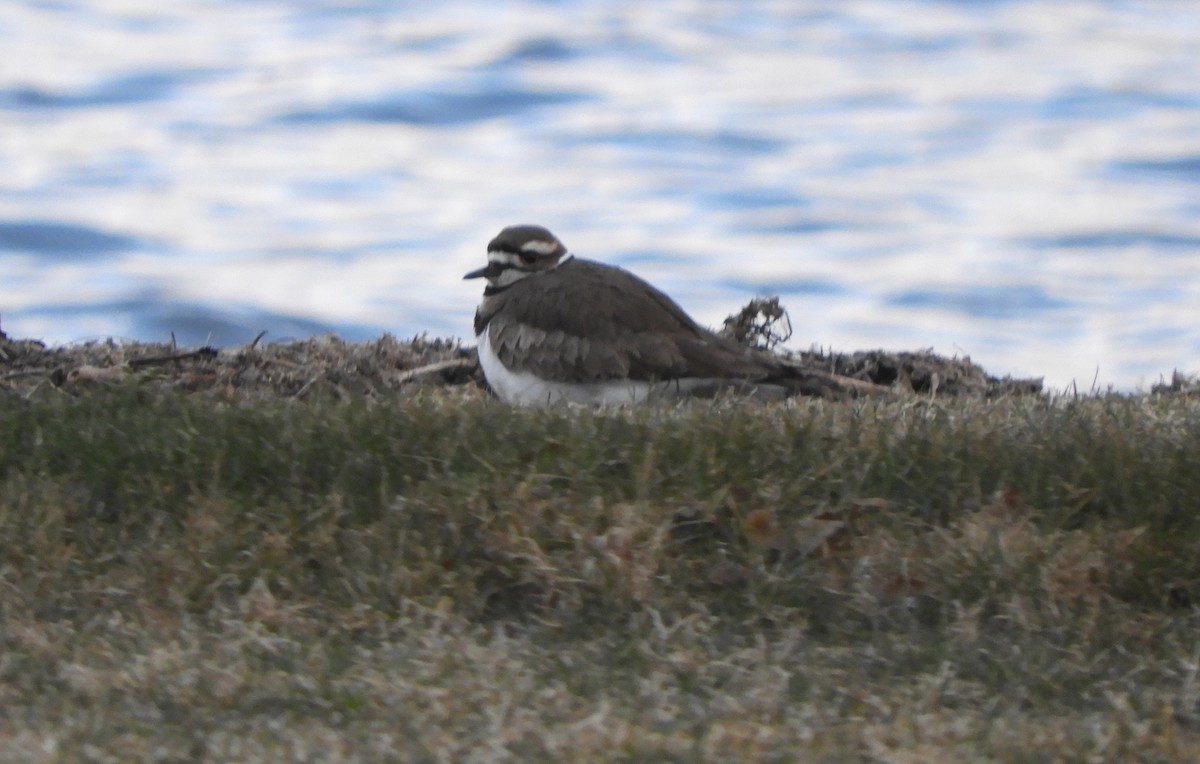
[519,252,537,265]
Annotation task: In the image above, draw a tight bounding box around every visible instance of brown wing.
[480,258,778,383]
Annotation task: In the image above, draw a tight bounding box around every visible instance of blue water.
[1,1,1198,390]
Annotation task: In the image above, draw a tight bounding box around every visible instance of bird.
[464,224,821,406]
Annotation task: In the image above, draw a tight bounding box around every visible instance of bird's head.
[464,224,570,287]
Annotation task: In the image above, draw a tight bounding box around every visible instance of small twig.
[262,357,302,369]
[127,347,219,370]
[227,329,269,379]
[393,358,476,385]
[784,365,894,398]
[293,374,323,399]
[22,378,55,399]
[1,368,50,381]
[247,330,268,352]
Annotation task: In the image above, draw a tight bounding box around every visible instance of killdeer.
[465,224,812,406]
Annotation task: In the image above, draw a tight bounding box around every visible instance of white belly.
[476,330,656,406]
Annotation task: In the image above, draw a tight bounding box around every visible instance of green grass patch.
[1,386,1199,761]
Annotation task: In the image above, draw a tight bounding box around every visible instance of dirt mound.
[1,330,473,400]
[2,336,1039,403]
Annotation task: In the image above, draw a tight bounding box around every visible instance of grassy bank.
[1,384,1199,761]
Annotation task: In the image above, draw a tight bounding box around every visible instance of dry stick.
[126,347,219,370]
[232,330,269,376]
[786,365,895,398]
[292,374,324,399]
[245,330,267,350]
[1,368,50,381]
[393,358,477,385]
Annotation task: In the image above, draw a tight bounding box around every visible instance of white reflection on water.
[1,1,1198,390]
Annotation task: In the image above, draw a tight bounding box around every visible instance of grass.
[1,383,1199,761]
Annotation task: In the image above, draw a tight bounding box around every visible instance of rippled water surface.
[2,1,1198,390]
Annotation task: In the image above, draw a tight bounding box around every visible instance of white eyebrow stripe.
[519,239,561,255]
